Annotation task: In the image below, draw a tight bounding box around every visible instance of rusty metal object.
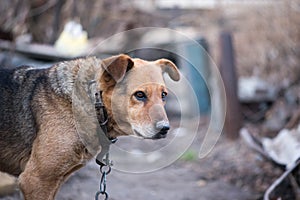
[219,31,242,139]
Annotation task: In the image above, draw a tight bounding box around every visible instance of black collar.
[94,90,117,166]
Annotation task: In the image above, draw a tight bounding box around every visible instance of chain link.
[95,165,111,200]
[93,89,114,200]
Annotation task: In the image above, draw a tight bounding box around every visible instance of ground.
[0,118,284,200]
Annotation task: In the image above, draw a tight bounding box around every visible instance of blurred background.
[0,0,300,199]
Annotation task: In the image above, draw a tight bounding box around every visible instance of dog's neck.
[48,57,119,139]
[48,57,100,102]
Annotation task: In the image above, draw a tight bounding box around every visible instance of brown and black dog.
[0,54,180,199]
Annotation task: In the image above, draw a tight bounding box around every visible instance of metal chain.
[95,164,112,200]
[92,86,115,200]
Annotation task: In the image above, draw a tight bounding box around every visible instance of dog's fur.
[0,54,180,199]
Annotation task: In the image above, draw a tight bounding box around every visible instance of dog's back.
[0,66,47,175]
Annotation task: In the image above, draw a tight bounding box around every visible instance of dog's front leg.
[19,167,62,200]
[19,152,85,200]
[18,129,87,200]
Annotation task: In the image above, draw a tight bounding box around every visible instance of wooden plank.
[0,39,73,61]
[0,39,123,61]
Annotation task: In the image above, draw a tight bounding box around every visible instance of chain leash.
[91,86,116,200]
[95,153,112,200]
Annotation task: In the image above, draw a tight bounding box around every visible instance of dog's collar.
[94,91,117,141]
[88,80,115,139]
[94,89,117,166]
[88,80,116,166]
[95,91,118,166]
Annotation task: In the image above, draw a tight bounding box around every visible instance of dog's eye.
[162,92,167,101]
[134,91,147,101]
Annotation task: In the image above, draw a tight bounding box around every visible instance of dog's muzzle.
[153,121,170,139]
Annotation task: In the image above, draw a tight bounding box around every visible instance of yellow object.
[54,21,88,57]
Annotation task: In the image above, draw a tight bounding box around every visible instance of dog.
[0,54,180,199]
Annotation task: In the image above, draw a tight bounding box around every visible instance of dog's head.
[97,54,180,139]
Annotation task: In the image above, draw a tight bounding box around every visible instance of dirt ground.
[0,117,283,200]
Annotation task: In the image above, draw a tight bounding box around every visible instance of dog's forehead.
[125,59,165,86]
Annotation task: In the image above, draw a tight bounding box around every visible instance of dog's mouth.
[133,129,168,140]
[152,131,168,139]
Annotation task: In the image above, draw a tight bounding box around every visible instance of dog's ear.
[101,54,134,82]
[156,59,180,81]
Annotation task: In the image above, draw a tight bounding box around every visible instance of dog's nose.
[156,121,170,134]
[160,125,170,132]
